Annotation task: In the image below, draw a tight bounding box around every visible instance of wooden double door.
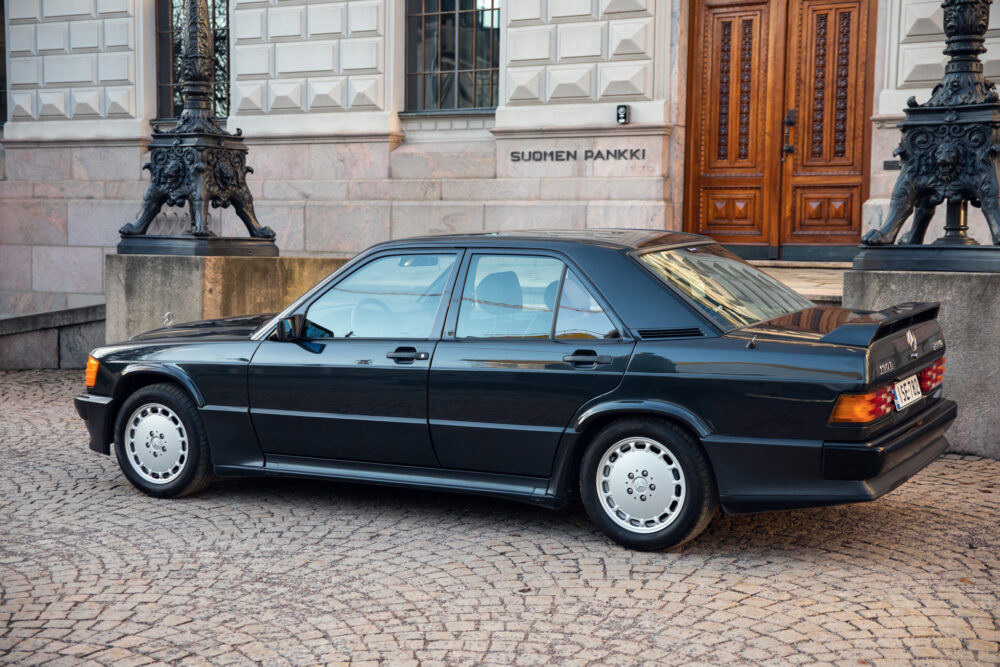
[685,0,874,258]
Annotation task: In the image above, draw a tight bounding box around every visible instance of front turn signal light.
[85,356,99,388]
[830,386,895,423]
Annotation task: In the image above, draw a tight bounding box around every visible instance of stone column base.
[105,255,348,344]
[843,270,1000,459]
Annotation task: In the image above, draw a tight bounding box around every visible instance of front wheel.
[579,418,718,551]
[113,383,213,498]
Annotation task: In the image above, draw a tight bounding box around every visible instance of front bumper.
[704,398,956,514]
[74,393,115,454]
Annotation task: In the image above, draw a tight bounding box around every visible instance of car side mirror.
[275,314,306,342]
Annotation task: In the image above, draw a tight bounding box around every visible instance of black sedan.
[76,230,956,550]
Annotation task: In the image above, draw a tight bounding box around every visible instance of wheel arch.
[115,365,206,407]
[548,400,713,501]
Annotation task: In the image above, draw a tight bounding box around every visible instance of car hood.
[129,313,275,341]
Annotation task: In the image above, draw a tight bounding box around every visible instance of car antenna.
[746,336,757,350]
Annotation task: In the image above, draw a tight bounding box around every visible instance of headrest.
[543,280,560,310]
[476,271,523,315]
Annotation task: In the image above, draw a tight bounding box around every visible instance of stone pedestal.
[843,271,1000,459]
[105,255,348,343]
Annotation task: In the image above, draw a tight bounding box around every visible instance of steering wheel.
[349,297,392,332]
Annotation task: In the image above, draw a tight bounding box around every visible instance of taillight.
[85,356,99,388]
[830,386,895,423]
[919,357,945,393]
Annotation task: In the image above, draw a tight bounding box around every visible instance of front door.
[248,251,460,466]
[685,0,873,259]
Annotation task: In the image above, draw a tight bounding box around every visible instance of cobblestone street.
[1,370,998,665]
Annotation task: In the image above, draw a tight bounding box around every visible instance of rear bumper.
[74,393,115,454]
[704,399,956,514]
[822,399,956,481]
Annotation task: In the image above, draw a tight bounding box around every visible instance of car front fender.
[117,363,207,407]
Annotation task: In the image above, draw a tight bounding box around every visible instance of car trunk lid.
[737,302,945,384]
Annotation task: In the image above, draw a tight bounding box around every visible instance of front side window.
[305,254,457,339]
[156,0,230,119]
[638,245,813,330]
[456,255,564,339]
[405,0,500,111]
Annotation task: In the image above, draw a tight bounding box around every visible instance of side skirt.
[214,455,568,509]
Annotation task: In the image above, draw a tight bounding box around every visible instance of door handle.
[781,109,796,163]
[563,350,613,366]
[386,347,430,363]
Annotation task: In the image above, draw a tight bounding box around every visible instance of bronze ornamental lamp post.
[117,0,277,256]
[856,0,1000,271]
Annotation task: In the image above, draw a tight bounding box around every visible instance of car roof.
[371,229,713,252]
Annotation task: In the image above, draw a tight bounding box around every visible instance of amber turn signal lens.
[85,356,99,388]
[829,386,895,423]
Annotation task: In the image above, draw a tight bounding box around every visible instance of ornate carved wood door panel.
[686,0,786,247]
[780,0,871,247]
[685,0,873,256]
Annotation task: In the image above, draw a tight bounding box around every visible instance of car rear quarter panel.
[621,337,868,439]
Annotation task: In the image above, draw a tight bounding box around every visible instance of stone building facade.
[1,0,998,315]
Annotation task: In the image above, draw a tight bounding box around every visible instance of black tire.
[113,383,213,498]
[579,417,718,551]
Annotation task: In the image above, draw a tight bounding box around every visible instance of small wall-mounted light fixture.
[616,104,630,125]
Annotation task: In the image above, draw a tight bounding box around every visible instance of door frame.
[681,0,878,261]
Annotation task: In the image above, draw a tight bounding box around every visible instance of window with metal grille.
[405,0,500,112]
[155,0,230,120]
[0,3,7,126]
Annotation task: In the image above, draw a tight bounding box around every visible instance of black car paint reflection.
[78,230,955,516]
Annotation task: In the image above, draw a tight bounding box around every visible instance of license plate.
[893,374,923,410]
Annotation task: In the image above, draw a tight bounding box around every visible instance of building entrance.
[685,0,875,259]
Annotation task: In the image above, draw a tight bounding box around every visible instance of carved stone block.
[307,5,344,37]
[507,68,545,102]
[268,79,305,112]
[610,18,650,57]
[307,78,346,110]
[547,64,595,100]
[38,90,70,118]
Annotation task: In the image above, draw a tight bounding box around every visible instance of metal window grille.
[0,3,7,125]
[155,0,230,120]
[405,0,500,111]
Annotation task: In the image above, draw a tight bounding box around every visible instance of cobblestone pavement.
[1,371,998,666]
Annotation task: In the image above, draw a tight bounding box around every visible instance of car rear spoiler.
[819,302,941,347]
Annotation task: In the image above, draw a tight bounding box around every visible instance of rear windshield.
[638,245,813,331]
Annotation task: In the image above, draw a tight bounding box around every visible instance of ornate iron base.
[117,235,279,257]
[853,244,1000,272]
[121,131,274,241]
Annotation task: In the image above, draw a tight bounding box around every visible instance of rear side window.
[455,255,620,340]
[456,255,564,339]
[555,270,619,340]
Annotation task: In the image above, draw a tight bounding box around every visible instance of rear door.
[428,251,635,477]
[248,250,460,466]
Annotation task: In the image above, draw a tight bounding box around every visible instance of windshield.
[638,245,813,330]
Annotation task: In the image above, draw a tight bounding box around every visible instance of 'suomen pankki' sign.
[509,148,647,162]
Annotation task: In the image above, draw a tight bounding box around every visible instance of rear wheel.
[114,383,213,498]
[579,417,718,551]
